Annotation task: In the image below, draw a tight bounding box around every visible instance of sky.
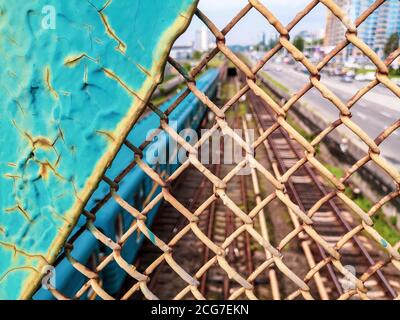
[176,0,327,46]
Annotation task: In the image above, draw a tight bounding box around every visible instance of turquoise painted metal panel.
[0,0,197,299]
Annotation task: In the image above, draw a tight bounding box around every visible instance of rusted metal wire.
[43,0,400,300]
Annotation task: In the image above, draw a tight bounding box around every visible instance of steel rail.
[248,84,396,299]
[242,113,281,300]
[199,161,221,296]
[225,114,255,298]
[247,91,333,299]
[257,75,397,299]
[147,165,210,293]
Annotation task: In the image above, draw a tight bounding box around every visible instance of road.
[264,62,400,167]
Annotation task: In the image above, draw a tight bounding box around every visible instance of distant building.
[195,27,212,52]
[296,30,324,61]
[262,32,267,48]
[170,44,194,60]
[298,30,321,44]
[353,0,400,57]
[324,0,351,49]
[324,0,400,60]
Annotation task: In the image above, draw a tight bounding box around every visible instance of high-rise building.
[194,27,211,52]
[324,0,400,59]
[324,0,351,48]
[373,0,400,56]
[262,32,266,48]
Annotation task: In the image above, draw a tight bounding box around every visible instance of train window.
[86,252,98,271]
[115,212,125,242]
[134,185,144,210]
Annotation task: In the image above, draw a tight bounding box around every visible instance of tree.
[293,36,305,52]
[267,37,278,50]
[311,38,323,46]
[384,32,399,57]
[193,50,202,60]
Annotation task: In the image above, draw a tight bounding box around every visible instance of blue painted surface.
[33,68,220,299]
[0,0,197,299]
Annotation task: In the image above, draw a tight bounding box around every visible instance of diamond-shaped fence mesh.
[40,0,400,300]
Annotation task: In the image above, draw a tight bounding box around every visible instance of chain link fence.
[41,0,400,300]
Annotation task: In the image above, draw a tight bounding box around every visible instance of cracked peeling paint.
[101,67,142,99]
[95,130,116,143]
[86,0,128,54]
[5,204,33,223]
[0,241,49,264]
[43,67,59,100]
[135,63,152,78]
[0,266,39,284]
[63,53,99,67]
[0,0,198,299]
[98,10,127,54]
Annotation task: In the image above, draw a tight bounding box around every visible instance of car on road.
[355,74,367,81]
[295,63,308,74]
[341,75,353,83]
[355,72,375,81]
[392,78,400,86]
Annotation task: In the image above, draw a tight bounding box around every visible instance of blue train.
[33,67,222,299]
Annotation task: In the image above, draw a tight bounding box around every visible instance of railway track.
[129,71,399,300]
[133,162,213,299]
[245,75,400,300]
[200,115,254,300]
[197,77,281,299]
[132,75,279,300]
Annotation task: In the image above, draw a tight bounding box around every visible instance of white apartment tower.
[324,0,400,59]
[195,26,211,52]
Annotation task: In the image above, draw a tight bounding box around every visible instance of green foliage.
[183,62,192,72]
[324,163,344,179]
[293,36,305,52]
[372,214,400,246]
[260,71,289,93]
[324,164,400,246]
[351,196,400,245]
[207,53,225,68]
[267,36,279,50]
[389,67,400,76]
[193,50,202,60]
[163,73,175,82]
[355,68,375,75]
[354,196,373,213]
[310,38,323,46]
[355,66,400,78]
[384,32,399,58]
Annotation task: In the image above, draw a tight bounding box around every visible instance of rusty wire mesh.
[42,0,400,300]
